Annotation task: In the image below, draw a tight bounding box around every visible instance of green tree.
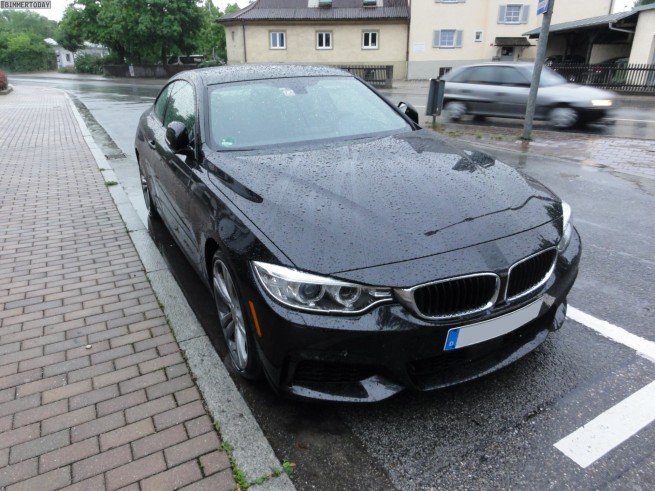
[0,9,57,38]
[0,10,56,72]
[58,0,204,64]
[197,2,240,62]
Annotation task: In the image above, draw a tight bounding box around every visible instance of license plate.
[444,299,544,351]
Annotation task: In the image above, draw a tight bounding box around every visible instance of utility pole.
[522,0,555,141]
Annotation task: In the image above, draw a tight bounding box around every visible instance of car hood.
[545,83,615,101]
[206,130,561,276]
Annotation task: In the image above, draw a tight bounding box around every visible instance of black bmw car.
[135,65,580,402]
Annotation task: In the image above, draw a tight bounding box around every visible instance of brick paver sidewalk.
[0,88,235,490]
[432,122,655,180]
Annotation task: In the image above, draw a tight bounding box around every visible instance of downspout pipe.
[242,22,247,63]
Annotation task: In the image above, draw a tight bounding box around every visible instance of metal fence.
[337,65,394,89]
[549,63,655,94]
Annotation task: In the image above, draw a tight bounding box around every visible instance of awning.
[495,37,533,47]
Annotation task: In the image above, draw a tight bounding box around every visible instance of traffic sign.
[537,0,549,15]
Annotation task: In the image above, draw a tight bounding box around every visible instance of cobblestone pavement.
[431,122,655,180]
[0,88,235,490]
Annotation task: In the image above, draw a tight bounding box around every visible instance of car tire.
[549,107,578,129]
[445,101,467,122]
[211,251,262,380]
[139,164,159,218]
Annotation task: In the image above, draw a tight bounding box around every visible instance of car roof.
[173,64,352,86]
[457,62,535,69]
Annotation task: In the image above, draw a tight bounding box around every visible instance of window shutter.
[498,5,506,24]
[455,30,463,48]
[521,5,530,23]
[433,30,441,48]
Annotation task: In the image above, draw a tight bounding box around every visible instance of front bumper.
[577,107,612,123]
[245,229,581,403]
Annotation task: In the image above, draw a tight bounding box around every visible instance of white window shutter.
[455,30,463,48]
[498,5,506,24]
[521,5,530,23]
[433,30,441,47]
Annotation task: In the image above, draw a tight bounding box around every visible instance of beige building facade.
[628,7,655,65]
[407,0,613,79]
[220,0,410,80]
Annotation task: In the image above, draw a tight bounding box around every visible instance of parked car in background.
[441,62,616,128]
[589,57,630,85]
[545,55,585,65]
[167,55,204,66]
[135,65,580,402]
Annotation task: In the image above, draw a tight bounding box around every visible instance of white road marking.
[553,308,655,468]
[567,307,655,363]
[554,380,655,468]
[609,118,655,124]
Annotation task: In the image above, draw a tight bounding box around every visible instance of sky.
[19,0,636,23]
[22,0,245,22]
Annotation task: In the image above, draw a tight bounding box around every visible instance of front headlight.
[252,261,392,314]
[558,201,572,252]
[591,99,613,107]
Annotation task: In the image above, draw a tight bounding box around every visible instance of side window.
[154,84,172,121]
[466,66,503,85]
[449,68,471,83]
[163,82,196,141]
[499,67,530,86]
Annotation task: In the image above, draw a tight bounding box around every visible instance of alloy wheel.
[445,101,467,122]
[212,259,249,371]
[140,169,151,214]
[550,107,578,129]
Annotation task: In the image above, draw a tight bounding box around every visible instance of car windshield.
[518,66,567,87]
[208,76,411,150]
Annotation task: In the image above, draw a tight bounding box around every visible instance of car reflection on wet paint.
[135,65,581,402]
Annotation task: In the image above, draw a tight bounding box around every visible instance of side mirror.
[398,101,419,125]
[165,121,190,153]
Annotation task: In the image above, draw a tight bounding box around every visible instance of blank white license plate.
[444,299,544,351]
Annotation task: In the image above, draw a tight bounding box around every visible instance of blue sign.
[537,0,549,15]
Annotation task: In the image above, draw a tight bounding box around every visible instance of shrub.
[74,53,104,74]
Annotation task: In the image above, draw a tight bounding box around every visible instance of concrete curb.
[65,92,295,490]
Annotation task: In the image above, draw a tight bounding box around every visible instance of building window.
[439,67,452,78]
[505,5,522,23]
[65,53,71,62]
[362,31,378,49]
[270,31,286,50]
[316,31,332,50]
[474,31,483,42]
[499,4,529,24]
[433,30,462,49]
[231,30,235,42]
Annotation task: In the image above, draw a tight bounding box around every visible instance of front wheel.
[549,107,579,129]
[444,101,467,122]
[211,252,262,379]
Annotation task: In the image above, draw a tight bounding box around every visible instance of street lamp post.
[522,0,556,141]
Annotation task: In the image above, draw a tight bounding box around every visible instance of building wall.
[408,0,613,79]
[629,9,655,65]
[224,21,409,79]
[589,44,631,64]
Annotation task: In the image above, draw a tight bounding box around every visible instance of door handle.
[461,89,471,94]
[495,92,507,96]
[147,138,156,149]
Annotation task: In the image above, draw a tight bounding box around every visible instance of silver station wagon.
[441,63,615,129]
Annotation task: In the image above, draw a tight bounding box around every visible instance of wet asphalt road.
[11,75,655,490]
